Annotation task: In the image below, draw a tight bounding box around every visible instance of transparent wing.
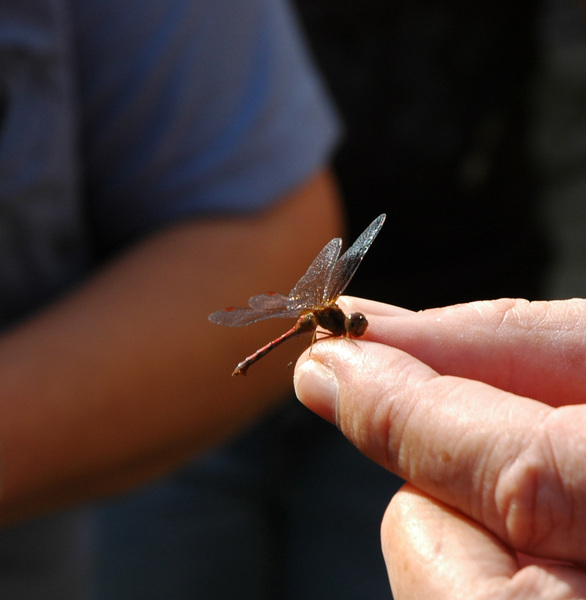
[208,304,302,327]
[209,292,302,327]
[287,237,342,310]
[324,214,386,302]
[248,292,289,311]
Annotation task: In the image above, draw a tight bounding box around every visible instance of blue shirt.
[0,0,338,597]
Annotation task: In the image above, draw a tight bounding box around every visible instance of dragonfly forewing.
[324,214,386,301]
[288,237,342,310]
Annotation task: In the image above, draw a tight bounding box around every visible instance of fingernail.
[294,360,339,423]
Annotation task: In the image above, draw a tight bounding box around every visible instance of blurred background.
[533,0,586,299]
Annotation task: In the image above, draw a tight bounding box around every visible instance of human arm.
[0,0,349,525]
[0,168,342,526]
[294,297,586,598]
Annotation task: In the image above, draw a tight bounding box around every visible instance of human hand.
[294,297,586,598]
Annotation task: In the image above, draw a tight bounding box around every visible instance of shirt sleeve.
[73,0,340,251]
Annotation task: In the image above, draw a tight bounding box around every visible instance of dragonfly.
[209,214,386,376]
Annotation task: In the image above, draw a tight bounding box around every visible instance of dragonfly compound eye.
[346,312,368,337]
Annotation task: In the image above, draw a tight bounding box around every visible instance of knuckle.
[493,423,573,555]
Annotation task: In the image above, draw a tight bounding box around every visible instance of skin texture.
[0,168,343,526]
[295,296,586,599]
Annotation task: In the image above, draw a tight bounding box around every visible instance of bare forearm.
[0,169,342,524]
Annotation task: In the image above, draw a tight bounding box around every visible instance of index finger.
[348,297,586,406]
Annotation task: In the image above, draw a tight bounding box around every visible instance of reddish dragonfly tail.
[232,314,316,376]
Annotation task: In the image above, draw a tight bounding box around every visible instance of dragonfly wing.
[208,305,302,327]
[209,215,385,329]
[324,214,386,302]
[287,237,342,310]
[248,292,289,311]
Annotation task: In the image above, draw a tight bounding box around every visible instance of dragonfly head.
[345,312,368,338]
